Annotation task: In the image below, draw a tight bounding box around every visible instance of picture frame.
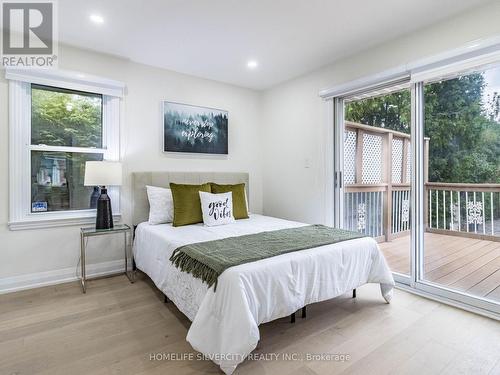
[163,101,228,154]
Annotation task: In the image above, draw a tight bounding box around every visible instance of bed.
[131,172,395,374]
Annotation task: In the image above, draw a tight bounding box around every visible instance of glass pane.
[31,151,103,212]
[344,86,412,277]
[31,84,103,148]
[423,65,500,304]
[81,224,130,235]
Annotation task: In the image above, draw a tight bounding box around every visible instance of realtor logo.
[1,0,58,67]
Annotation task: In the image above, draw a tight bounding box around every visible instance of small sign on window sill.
[32,201,48,212]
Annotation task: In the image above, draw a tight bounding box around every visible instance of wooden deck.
[379,232,500,303]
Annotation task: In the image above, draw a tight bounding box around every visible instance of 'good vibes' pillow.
[199,191,235,226]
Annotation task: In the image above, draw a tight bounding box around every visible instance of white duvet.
[133,214,394,374]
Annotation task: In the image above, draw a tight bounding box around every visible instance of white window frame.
[7,69,125,230]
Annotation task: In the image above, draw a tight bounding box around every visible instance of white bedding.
[133,214,395,374]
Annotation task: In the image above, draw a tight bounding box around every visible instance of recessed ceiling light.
[90,14,104,24]
[247,60,258,69]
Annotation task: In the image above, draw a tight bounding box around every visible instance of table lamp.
[84,161,122,229]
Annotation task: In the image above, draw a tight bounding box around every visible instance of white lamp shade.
[84,161,122,186]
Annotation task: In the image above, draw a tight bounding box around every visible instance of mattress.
[133,214,309,320]
[133,214,395,374]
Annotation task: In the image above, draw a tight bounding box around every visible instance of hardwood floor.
[1,274,500,375]
[379,232,500,303]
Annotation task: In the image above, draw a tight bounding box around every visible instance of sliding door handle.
[334,171,343,189]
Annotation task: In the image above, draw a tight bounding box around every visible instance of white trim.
[9,214,121,231]
[0,259,126,294]
[5,68,125,97]
[9,81,31,227]
[408,36,500,78]
[396,282,500,321]
[410,82,425,287]
[8,78,122,230]
[319,35,500,99]
[392,273,410,285]
[29,144,106,153]
[323,99,334,226]
[415,281,500,314]
[319,67,409,99]
[411,50,500,83]
[332,97,345,228]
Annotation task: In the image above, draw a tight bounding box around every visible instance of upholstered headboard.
[131,172,249,225]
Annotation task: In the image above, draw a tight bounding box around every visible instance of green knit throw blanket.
[169,225,364,291]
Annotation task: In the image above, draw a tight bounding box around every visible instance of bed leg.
[290,312,296,324]
[164,295,169,303]
[301,306,306,319]
[352,289,356,298]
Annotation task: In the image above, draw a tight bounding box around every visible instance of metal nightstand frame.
[80,224,134,293]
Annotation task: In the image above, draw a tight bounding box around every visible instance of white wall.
[2,1,500,293]
[261,2,500,224]
[0,45,263,292]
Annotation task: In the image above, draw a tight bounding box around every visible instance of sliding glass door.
[421,65,500,305]
[339,84,412,280]
[332,59,500,315]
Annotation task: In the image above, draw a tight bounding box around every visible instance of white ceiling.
[59,0,490,90]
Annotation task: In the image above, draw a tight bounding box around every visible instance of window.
[31,85,104,212]
[7,69,124,229]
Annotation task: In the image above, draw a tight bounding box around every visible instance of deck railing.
[342,122,499,242]
[344,184,411,241]
[426,183,500,238]
[392,185,411,235]
[343,122,421,241]
[344,186,385,238]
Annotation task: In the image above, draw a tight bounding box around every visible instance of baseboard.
[0,259,125,294]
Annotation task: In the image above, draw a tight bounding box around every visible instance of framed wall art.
[163,101,228,154]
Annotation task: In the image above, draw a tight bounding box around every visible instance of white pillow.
[199,191,235,226]
[146,185,174,224]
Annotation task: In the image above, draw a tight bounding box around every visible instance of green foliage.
[31,85,102,148]
[346,91,411,133]
[345,73,500,183]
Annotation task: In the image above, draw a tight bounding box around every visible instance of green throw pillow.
[170,183,211,227]
[210,183,249,219]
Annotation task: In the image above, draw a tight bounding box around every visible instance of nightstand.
[80,224,134,293]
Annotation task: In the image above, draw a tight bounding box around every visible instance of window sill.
[8,214,122,231]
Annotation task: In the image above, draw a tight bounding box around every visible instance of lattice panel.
[406,142,412,183]
[392,138,403,183]
[362,133,382,184]
[344,130,357,184]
